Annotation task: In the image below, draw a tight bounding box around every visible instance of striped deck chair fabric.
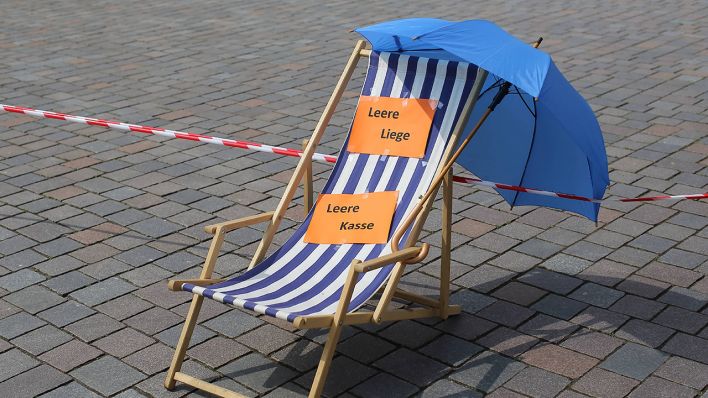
[181,51,478,323]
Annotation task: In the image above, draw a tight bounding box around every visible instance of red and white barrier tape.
[0,104,338,164]
[1,104,705,204]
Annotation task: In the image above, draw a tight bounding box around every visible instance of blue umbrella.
[356,18,609,221]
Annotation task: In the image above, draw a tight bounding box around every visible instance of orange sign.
[304,191,399,244]
[347,96,437,158]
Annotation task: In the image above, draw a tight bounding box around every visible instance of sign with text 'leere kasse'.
[347,96,438,158]
[304,191,398,244]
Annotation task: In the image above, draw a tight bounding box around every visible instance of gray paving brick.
[659,286,708,311]
[569,282,625,308]
[419,379,481,398]
[600,343,668,380]
[0,364,71,397]
[518,268,583,294]
[71,356,147,396]
[663,333,708,364]
[37,381,102,398]
[0,349,39,382]
[69,276,136,306]
[420,333,483,366]
[374,348,449,387]
[65,312,124,342]
[532,294,588,320]
[41,270,95,295]
[37,300,95,327]
[628,376,696,398]
[11,324,72,355]
[0,312,46,339]
[504,366,570,398]
[450,351,526,393]
[0,269,45,292]
[218,352,298,394]
[349,372,418,398]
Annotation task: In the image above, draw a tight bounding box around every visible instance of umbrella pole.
[391,38,543,259]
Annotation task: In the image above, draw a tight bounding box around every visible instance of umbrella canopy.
[356,18,609,221]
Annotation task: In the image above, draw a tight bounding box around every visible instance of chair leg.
[165,294,204,389]
[309,322,344,398]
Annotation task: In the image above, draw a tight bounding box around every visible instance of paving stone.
[543,253,593,275]
[124,343,175,375]
[94,327,156,358]
[450,289,497,313]
[0,268,45,292]
[477,300,535,327]
[610,294,665,320]
[532,294,588,320]
[569,282,625,308]
[0,365,71,397]
[39,339,102,372]
[617,275,670,299]
[65,312,124,342]
[202,309,265,338]
[518,268,583,294]
[349,372,418,398]
[11,324,72,355]
[449,351,526,393]
[0,312,46,339]
[379,320,441,349]
[477,326,539,357]
[518,313,578,343]
[627,376,696,398]
[655,356,708,390]
[436,313,497,340]
[663,333,708,364]
[37,381,102,398]
[579,259,637,287]
[71,356,147,396]
[420,333,483,366]
[521,343,598,379]
[419,379,481,398]
[69,276,136,306]
[560,328,624,359]
[614,319,674,348]
[572,368,639,398]
[600,342,668,380]
[41,270,95,295]
[218,352,298,394]
[454,264,516,293]
[0,349,39,382]
[4,285,64,314]
[156,323,215,349]
[37,300,95,327]
[504,366,570,398]
[659,286,708,311]
[188,336,250,368]
[374,348,449,387]
[125,307,182,336]
[492,282,547,306]
[337,332,396,364]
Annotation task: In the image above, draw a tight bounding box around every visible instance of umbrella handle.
[391,37,543,261]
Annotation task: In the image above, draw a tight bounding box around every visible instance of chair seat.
[182,50,477,323]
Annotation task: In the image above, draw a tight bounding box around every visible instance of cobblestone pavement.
[0,0,707,397]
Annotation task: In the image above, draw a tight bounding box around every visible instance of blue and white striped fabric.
[183,51,477,323]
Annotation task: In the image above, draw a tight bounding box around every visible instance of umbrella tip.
[411,35,420,40]
[348,28,356,33]
[533,37,543,48]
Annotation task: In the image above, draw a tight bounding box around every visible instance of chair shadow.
[231,265,706,396]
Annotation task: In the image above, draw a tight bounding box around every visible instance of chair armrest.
[204,211,274,234]
[353,244,429,273]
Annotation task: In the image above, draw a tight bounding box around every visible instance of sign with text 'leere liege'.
[304,191,398,244]
[347,96,438,158]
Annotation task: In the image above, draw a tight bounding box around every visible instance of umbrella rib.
[510,99,539,208]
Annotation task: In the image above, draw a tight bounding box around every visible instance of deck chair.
[164,40,487,398]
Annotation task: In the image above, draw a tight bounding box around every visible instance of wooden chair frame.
[165,40,489,398]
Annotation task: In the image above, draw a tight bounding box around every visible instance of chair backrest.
[208,51,478,321]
